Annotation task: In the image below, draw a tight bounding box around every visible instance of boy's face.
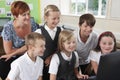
[80,21,93,37]
[33,39,46,56]
[45,11,60,29]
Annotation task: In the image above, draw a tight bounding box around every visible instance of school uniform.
[7,52,43,80]
[49,51,79,80]
[89,50,102,64]
[74,28,98,75]
[35,24,61,80]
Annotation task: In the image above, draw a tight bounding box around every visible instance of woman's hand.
[0,45,27,61]
[0,53,13,61]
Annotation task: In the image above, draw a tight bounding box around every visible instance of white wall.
[40,0,60,21]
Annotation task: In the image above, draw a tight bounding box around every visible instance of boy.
[75,13,98,75]
[6,32,46,80]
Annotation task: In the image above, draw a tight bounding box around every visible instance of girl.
[49,30,88,80]
[89,31,117,74]
[35,5,62,80]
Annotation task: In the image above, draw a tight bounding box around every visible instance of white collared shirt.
[89,50,102,64]
[49,51,79,75]
[74,28,98,65]
[35,25,57,40]
[45,25,57,40]
[35,24,63,40]
[7,52,43,80]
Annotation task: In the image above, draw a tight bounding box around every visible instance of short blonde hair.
[58,30,75,51]
[44,4,60,16]
[25,32,45,47]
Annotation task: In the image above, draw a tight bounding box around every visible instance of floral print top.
[1,20,38,48]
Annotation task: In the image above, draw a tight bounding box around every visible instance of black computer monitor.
[0,17,11,32]
[96,51,120,80]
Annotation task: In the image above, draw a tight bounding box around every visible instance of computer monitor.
[0,17,11,32]
[96,51,120,80]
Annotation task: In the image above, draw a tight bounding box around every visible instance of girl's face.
[80,21,93,37]
[63,36,76,53]
[15,10,31,25]
[33,39,46,56]
[45,11,60,29]
[100,36,114,54]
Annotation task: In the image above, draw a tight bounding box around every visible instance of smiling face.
[63,36,76,53]
[45,11,60,29]
[80,21,93,38]
[15,10,31,25]
[11,1,30,25]
[33,39,46,56]
[100,36,115,54]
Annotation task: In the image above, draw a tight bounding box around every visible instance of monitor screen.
[0,17,11,32]
[96,51,120,80]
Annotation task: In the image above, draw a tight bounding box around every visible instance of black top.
[57,52,77,80]
[39,26,61,60]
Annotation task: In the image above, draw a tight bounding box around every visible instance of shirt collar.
[45,24,57,32]
[25,52,38,65]
[61,51,72,61]
[77,28,92,43]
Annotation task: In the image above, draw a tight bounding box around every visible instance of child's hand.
[45,58,50,66]
[77,73,89,80]
[45,56,52,66]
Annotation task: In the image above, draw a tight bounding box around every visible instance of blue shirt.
[1,20,38,48]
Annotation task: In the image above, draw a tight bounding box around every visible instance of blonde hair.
[25,32,45,47]
[44,4,60,16]
[58,30,75,51]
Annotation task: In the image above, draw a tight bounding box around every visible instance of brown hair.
[58,30,75,51]
[94,31,117,52]
[11,1,30,17]
[79,13,96,27]
[44,4,60,17]
[25,32,45,47]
